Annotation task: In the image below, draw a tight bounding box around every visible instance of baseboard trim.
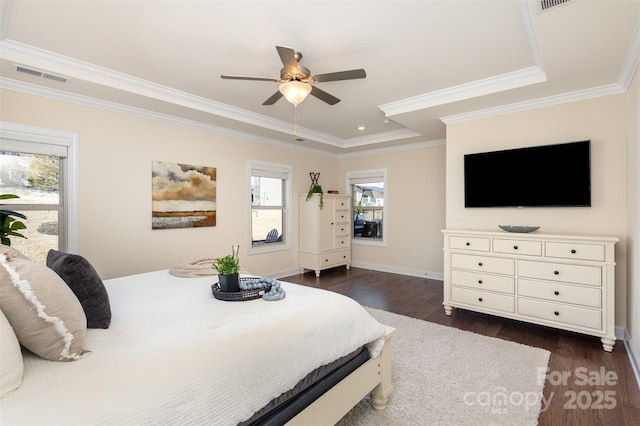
[624,330,640,390]
[272,263,444,281]
[350,260,444,281]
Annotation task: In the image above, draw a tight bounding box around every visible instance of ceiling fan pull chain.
[294,105,299,136]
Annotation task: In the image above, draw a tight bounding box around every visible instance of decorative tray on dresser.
[442,229,619,351]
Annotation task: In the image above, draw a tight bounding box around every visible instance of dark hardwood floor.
[282,267,640,426]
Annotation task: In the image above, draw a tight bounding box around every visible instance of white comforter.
[1,271,386,425]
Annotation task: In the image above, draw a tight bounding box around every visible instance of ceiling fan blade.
[276,46,299,75]
[221,75,279,82]
[310,86,340,105]
[311,69,366,83]
[262,91,283,105]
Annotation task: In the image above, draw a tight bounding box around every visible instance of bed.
[0,250,394,425]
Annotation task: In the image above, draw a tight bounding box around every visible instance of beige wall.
[446,94,629,328]
[627,69,640,365]
[338,144,446,279]
[0,89,338,279]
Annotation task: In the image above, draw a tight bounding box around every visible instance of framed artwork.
[152,161,216,229]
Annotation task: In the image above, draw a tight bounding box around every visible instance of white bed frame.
[287,325,395,425]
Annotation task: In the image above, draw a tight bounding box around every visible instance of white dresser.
[442,229,618,351]
[299,194,351,277]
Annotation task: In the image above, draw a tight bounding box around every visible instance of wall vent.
[540,0,572,12]
[15,65,70,84]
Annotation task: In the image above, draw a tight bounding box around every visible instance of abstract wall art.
[152,161,217,229]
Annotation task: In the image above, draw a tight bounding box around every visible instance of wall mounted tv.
[464,140,591,208]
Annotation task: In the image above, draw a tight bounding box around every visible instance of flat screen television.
[464,140,591,208]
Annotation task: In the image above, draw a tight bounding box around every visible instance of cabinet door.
[318,199,335,251]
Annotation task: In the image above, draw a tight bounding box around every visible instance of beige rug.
[337,308,551,426]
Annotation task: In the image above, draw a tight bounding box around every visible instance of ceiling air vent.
[540,0,572,12]
[15,65,70,84]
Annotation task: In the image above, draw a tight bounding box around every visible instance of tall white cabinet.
[442,229,618,351]
[299,194,351,277]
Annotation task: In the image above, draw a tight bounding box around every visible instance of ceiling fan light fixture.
[279,81,312,106]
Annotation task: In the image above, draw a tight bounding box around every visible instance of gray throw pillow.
[46,250,111,329]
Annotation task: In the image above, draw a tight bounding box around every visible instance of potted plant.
[0,194,27,246]
[212,251,241,292]
[306,172,324,208]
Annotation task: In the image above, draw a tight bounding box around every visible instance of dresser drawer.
[334,235,350,248]
[334,209,350,224]
[452,270,514,294]
[334,223,350,237]
[518,279,601,308]
[451,287,514,313]
[451,253,514,275]
[545,242,605,262]
[518,298,602,330]
[517,260,601,286]
[449,236,490,252]
[321,249,350,267]
[493,239,542,256]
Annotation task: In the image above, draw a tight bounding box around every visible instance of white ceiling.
[1,0,639,156]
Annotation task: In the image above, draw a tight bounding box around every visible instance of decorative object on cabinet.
[299,194,351,277]
[498,225,540,233]
[151,161,217,229]
[306,172,324,208]
[442,229,618,352]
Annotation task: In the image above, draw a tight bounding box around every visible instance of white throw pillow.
[0,308,23,398]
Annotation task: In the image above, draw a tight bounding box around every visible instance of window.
[248,160,291,254]
[347,169,386,245]
[0,122,77,263]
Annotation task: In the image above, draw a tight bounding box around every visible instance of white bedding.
[0,270,386,426]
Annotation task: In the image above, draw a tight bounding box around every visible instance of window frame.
[0,121,78,253]
[247,159,292,255]
[347,168,387,247]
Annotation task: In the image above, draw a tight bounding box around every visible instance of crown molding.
[0,77,339,158]
[338,139,446,159]
[379,66,547,118]
[440,83,625,125]
[343,128,423,148]
[618,15,640,91]
[1,76,438,159]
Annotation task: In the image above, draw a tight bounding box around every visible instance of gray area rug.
[337,308,551,426]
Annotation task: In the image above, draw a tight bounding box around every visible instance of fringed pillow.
[0,251,89,361]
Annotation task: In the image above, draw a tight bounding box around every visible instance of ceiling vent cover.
[540,0,572,12]
[15,65,70,84]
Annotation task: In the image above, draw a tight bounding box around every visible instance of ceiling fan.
[221,46,366,106]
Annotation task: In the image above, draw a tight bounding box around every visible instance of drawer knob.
[571,249,577,254]
[554,311,560,316]
[554,270,559,275]
[554,290,560,296]
[325,259,329,262]
[478,280,483,284]
[513,245,518,250]
[478,297,483,302]
[466,242,470,246]
[478,262,483,267]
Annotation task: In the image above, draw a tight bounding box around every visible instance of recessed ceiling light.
[357,125,366,131]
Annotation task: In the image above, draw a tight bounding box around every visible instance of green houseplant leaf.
[0,194,27,246]
[212,254,240,276]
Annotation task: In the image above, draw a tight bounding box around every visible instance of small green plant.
[306,172,324,208]
[212,254,240,276]
[0,194,27,246]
